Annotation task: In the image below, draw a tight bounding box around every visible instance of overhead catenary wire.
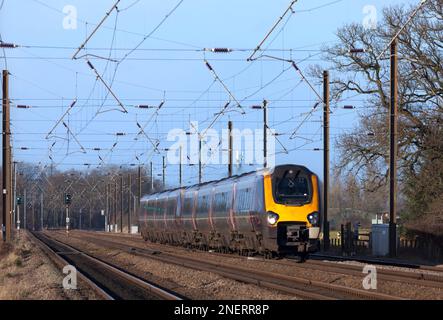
[9,1,365,184]
[118,0,185,64]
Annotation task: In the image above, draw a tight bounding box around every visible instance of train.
[139,164,321,258]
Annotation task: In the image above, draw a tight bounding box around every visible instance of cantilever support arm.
[72,0,121,59]
[46,99,77,139]
[87,60,128,113]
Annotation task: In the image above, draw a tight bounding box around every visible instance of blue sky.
[0,0,417,186]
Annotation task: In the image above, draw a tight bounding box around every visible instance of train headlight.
[267,212,279,225]
[307,212,319,226]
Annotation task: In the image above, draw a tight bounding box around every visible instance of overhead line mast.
[2,70,12,242]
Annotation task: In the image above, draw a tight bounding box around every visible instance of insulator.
[86,60,94,70]
[211,48,232,53]
[205,61,213,71]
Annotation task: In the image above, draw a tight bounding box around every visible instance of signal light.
[64,193,72,205]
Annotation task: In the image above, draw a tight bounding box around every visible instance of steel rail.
[32,231,184,300]
[27,231,113,300]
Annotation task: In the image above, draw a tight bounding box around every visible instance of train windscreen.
[273,167,312,205]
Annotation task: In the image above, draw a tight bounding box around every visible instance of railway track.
[302,259,443,289]
[77,230,443,290]
[310,253,443,273]
[29,231,184,300]
[49,230,404,300]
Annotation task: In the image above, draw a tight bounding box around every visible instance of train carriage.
[139,164,321,257]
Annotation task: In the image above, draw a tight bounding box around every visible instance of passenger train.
[139,164,321,257]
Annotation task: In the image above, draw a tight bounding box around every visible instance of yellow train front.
[139,164,321,257]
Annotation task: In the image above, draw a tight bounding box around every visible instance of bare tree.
[312,0,442,222]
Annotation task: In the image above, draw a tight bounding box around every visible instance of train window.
[196,194,210,216]
[273,168,312,205]
[144,199,152,219]
[235,188,252,214]
[167,197,176,218]
[176,193,182,217]
[156,198,165,217]
[255,179,265,212]
[148,199,154,218]
[147,200,152,216]
[183,195,194,217]
[213,191,231,215]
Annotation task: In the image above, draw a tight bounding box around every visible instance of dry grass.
[0,232,99,300]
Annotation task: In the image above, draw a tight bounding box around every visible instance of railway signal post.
[64,193,72,234]
[16,196,22,232]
